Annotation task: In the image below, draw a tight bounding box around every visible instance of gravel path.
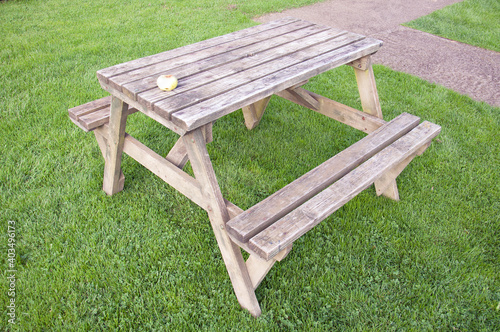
[255,0,500,107]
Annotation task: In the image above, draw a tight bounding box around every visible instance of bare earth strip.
[255,0,500,107]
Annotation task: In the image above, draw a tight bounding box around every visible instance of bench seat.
[69,98,440,262]
[68,96,137,132]
[226,113,441,261]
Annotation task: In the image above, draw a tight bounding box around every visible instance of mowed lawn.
[1,0,499,330]
[405,0,500,52]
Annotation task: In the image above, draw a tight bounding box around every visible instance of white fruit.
[157,75,178,91]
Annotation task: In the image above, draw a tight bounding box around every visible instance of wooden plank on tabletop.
[131,25,339,105]
[146,32,352,119]
[97,17,301,83]
[226,113,420,243]
[116,22,328,98]
[172,37,382,131]
[106,21,317,93]
[155,32,366,123]
[99,79,186,136]
[248,121,441,260]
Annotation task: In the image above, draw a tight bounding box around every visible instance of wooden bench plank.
[171,37,382,131]
[68,96,111,120]
[69,97,137,132]
[96,17,301,82]
[78,107,113,131]
[247,121,441,260]
[226,113,420,243]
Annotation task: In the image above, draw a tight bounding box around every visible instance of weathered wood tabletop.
[96,17,382,134]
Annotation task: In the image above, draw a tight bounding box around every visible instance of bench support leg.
[352,56,400,200]
[242,96,271,130]
[246,244,293,290]
[102,96,128,195]
[375,142,432,199]
[183,127,261,317]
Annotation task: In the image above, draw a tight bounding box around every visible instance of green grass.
[1,0,499,330]
[405,0,500,52]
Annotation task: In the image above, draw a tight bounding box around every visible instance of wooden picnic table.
[69,17,440,317]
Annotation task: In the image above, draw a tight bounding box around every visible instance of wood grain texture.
[68,96,138,132]
[248,121,441,260]
[97,17,301,82]
[226,113,420,243]
[165,123,213,169]
[242,96,272,130]
[172,37,382,131]
[245,244,293,289]
[68,96,111,121]
[353,56,383,119]
[94,125,206,207]
[347,56,371,71]
[99,79,186,135]
[102,96,128,195]
[183,129,261,317]
[152,30,357,121]
[275,87,386,133]
[95,18,381,132]
[121,22,328,100]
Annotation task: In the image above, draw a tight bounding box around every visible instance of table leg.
[352,55,383,119]
[183,127,261,317]
[352,56,399,200]
[242,96,271,130]
[102,96,128,195]
[94,131,125,191]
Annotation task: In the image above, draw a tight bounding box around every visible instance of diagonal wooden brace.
[285,86,320,110]
[242,96,272,130]
[166,122,213,169]
[275,87,386,134]
[245,246,293,290]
